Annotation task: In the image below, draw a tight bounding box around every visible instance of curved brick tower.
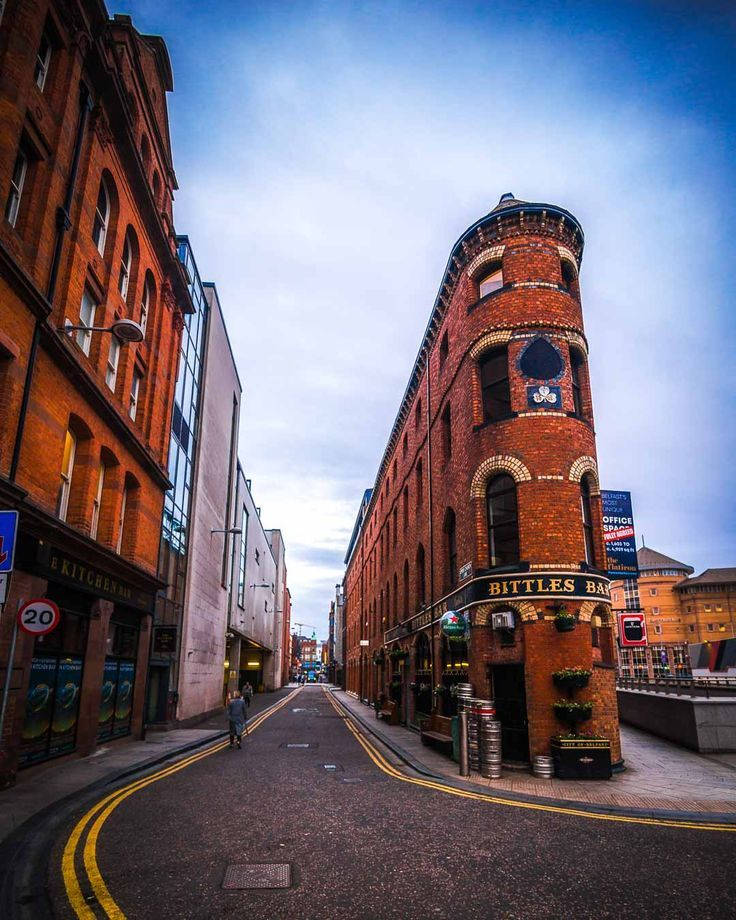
[343,194,620,766]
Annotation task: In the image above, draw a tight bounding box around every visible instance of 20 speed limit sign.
[17,598,61,636]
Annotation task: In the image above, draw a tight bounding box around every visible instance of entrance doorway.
[146,664,169,723]
[490,663,529,762]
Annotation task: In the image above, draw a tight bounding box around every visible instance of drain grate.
[223,863,291,890]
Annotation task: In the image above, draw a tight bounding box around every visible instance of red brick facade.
[0,3,190,785]
[344,195,620,765]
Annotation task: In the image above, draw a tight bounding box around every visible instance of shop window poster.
[98,657,120,739]
[49,657,83,757]
[20,656,57,763]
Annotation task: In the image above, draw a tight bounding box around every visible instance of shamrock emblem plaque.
[527,384,562,409]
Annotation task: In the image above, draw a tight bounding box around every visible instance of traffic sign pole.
[0,599,21,752]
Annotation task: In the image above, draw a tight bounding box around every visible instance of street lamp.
[211,528,242,536]
[249,583,270,589]
[61,317,145,343]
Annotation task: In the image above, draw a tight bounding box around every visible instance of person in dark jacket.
[227,692,247,749]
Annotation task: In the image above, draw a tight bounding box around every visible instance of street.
[43,686,735,920]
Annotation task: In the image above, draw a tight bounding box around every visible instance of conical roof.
[490,193,527,213]
[637,546,694,575]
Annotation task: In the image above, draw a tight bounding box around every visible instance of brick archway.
[470,455,532,498]
[474,600,537,625]
[568,455,599,493]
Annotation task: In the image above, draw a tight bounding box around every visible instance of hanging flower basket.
[552,668,592,690]
[372,650,386,666]
[389,647,409,662]
[554,613,576,632]
[553,699,593,727]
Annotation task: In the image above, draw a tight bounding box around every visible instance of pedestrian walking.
[227,692,247,749]
[241,681,253,706]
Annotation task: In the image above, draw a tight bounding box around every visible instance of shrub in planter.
[554,613,576,632]
[553,699,593,727]
[552,667,592,690]
[389,647,409,662]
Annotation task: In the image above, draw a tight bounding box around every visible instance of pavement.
[0,686,294,845]
[40,685,736,919]
[334,690,736,817]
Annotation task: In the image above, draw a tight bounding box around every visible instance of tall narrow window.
[561,259,577,291]
[5,148,28,228]
[56,429,76,521]
[416,543,426,607]
[479,265,503,298]
[393,573,398,623]
[570,350,585,418]
[90,461,106,540]
[581,475,596,566]
[486,474,520,567]
[415,398,422,429]
[441,403,451,459]
[439,330,448,367]
[116,487,128,554]
[92,180,109,255]
[392,507,398,546]
[34,32,52,90]
[77,289,97,355]
[140,277,151,337]
[118,234,132,298]
[106,336,120,390]
[403,560,409,617]
[238,505,249,607]
[403,486,408,530]
[416,459,423,506]
[402,432,408,457]
[480,348,511,422]
[445,509,457,589]
[129,369,142,420]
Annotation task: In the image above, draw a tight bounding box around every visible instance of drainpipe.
[425,346,438,709]
[9,83,92,482]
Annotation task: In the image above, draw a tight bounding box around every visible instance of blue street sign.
[0,510,19,574]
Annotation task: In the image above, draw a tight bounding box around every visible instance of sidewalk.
[332,690,736,817]
[0,686,294,845]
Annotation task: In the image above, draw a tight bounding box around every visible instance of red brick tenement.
[0,4,191,785]
[343,194,620,765]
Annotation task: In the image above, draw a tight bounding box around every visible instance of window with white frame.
[34,32,52,91]
[56,429,76,521]
[129,369,142,420]
[90,461,106,540]
[5,148,28,228]
[106,336,120,390]
[116,488,128,554]
[118,234,132,298]
[140,277,151,337]
[92,179,109,255]
[77,289,97,355]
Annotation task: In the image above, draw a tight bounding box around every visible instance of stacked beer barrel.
[465,698,500,777]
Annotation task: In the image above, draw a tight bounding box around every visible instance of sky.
[115,0,735,639]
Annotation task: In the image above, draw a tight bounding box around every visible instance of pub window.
[486,474,520,568]
[445,508,457,589]
[580,474,596,566]
[56,429,77,521]
[478,264,503,298]
[441,403,451,459]
[34,31,52,91]
[92,178,110,256]
[5,146,28,228]
[416,543,426,607]
[480,347,511,422]
[570,349,586,418]
[90,460,106,539]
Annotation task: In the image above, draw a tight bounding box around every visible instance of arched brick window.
[416,543,426,607]
[478,263,503,298]
[93,178,110,256]
[580,473,596,566]
[392,573,398,624]
[486,474,519,568]
[444,508,457,590]
[479,347,511,422]
[403,559,409,618]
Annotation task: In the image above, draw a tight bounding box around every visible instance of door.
[490,664,530,763]
[146,665,169,724]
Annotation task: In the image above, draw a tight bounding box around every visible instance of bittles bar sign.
[601,490,639,579]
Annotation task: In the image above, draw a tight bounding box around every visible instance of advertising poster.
[601,490,639,578]
[113,660,135,736]
[49,657,83,757]
[20,656,57,764]
[98,657,119,740]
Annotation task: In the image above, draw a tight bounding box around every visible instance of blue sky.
[114,0,735,638]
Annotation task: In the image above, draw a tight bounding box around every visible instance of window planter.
[553,699,593,728]
[554,614,576,632]
[388,648,409,662]
[551,737,611,780]
[552,668,592,690]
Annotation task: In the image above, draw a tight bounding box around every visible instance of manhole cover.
[223,863,291,890]
[280,742,318,749]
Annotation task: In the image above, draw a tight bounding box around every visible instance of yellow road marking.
[323,689,736,833]
[63,687,301,919]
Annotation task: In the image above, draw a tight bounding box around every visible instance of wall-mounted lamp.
[250,583,270,589]
[61,317,144,343]
[211,528,242,536]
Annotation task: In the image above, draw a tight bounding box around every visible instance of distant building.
[334,584,345,688]
[266,529,288,690]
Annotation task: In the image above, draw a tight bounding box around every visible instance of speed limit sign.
[17,598,61,636]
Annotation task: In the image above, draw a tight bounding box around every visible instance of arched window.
[441,403,451,458]
[152,169,161,206]
[570,349,586,418]
[393,573,398,624]
[140,134,151,175]
[416,543,426,607]
[480,347,511,422]
[486,474,520,567]
[56,428,77,521]
[416,459,423,506]
[479,263,503,298]
[118,232,133,298]
[90,460,106,539]
[580,474,596,566]
[444,509,457,589]
[403,486,408,530]
[415,632,431,672]
[92,179,110,256]
[140,273,154,338]
[403,559,409,617]
[561,258,577,291]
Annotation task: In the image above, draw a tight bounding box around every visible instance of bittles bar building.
[0,4,190,785]
[343,194,620,766]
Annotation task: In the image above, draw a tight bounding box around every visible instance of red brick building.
[343,194,620,765]
[0,3,190,785]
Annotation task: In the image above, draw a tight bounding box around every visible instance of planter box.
[551,739,611,780]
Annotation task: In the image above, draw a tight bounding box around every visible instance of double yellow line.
[62,687,301,919]
[324,689,736,833]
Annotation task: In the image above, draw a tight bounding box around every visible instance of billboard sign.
[601,490,639,579]
[618,612,648,647]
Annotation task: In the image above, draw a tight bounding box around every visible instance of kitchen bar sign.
[601,490,639,579]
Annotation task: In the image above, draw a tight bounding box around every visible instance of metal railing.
[616,676,736,697]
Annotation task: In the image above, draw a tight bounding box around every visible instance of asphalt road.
[46,686,736,920]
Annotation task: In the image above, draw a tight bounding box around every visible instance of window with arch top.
[118,232,133,299]
[92,178,110,256]
[580,474,596,566]
[479,264,503,298]
[480,347,511,422]
[444,508,457,589]
[561,258,577,292]
[570,348,588,419]
[486,474,519,568]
